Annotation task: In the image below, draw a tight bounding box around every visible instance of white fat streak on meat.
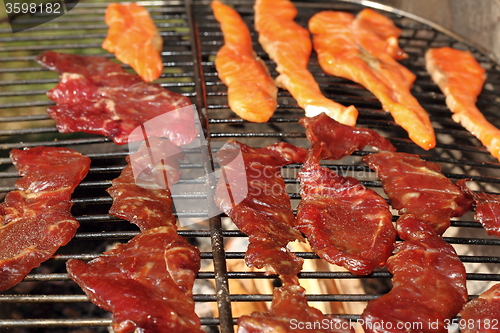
[164,244,199,294]
[60,72,83,82]
[23,183,72,197]
[394,163,464,210]
[60,73,120,121]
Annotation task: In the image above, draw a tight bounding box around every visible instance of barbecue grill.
[1,0,500,332]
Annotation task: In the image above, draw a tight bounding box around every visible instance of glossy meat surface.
[237,283,355,333]
[103,3,163,82]
[353,8,408,60]
[37,51,197,146]
[460,283,500,333]
[66,226,202,333]
[212,0,277,122]
[300,113,395,160]
[457,180,500,237]
[107,137,184,232]
[214,140,307,277]
[361,215,468,333]
[309,10,435,150]
[363,151,472,234]
[254,0,358,125]
[426,47,500,161]
[0,147,90,292]
[296,145,396,275]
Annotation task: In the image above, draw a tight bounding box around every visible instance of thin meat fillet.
[0,147,90,292]
[66,226,202,333]
[460,283,500,333]
[457,179,500,238]
[309,10,435,150]
[254,0,358,126]
[353,8,408,60]
[426,47,500,161]
[37,51,197,146]
[237,283,355,333]
[107,137,184,232]
[214,140,307,277]
[300,113,396,160]
[212,1,277,122]
[361,214,468,333]
[296,144,396,275]
[363,151,472,235]
[103,3,163,82]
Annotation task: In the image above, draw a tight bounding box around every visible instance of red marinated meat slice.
[296,144,396,275]
[107,137,184,231]
[69,137,201,332]
[299,113,396,160]
[214,140,307,277]
[363,151,473,235]
[361,214,468,333]
[457,179,500,237]
[66,226,202,333]
[37,51,198,146]
[0,147,90,292]
[460,283,500,333]
[237,283,355,333]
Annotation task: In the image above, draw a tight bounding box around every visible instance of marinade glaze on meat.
[107,137,184,232]
[66,226,202,333]
[361,215,468,333]
[214,140,307,278]
[67,138,203,333]
[460,283,500,333]
[37,51,198,146]
[0,147,90,292]
[237,283,355,333]
[457,179,500,238]
[299,113,396,160]
[296,144,396,275]
[363,151,473,235]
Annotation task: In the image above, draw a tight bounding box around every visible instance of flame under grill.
[1,0,500,332]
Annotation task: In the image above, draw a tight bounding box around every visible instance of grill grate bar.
[0,31,189,44]
[0,15,186,34]
[1,40,191,52]
[187,1,234,331]
[0,137,111,150]
[0,319,112,328]
[0,78,58,85]
[0,127,58,136]
[0,100,53,108]
[0,293,383,303]
[0,317,221,328]
[11,270,500,284]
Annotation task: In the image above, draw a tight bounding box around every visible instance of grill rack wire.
[1,0,500,332]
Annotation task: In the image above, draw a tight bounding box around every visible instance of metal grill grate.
[1,0,500,332]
